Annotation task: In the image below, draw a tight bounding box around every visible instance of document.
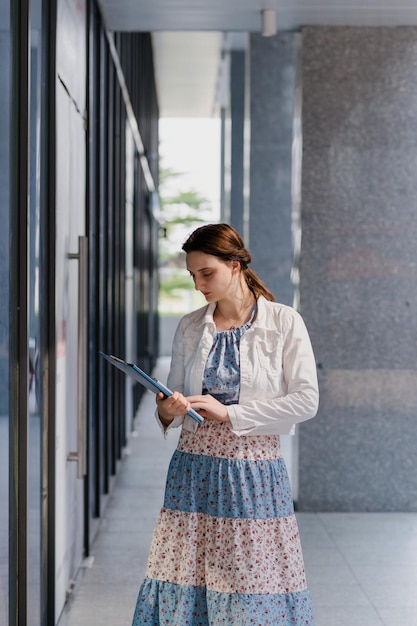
[99,352,204,424]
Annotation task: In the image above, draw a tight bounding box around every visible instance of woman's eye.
[202,273,212,278]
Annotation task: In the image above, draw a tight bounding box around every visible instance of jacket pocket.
[255,340,283,372]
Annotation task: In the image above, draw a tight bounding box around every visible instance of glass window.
[28,3,43,622]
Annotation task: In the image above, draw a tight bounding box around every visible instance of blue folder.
[99,352,204,424]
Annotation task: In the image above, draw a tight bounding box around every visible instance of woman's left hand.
[186,394,231,425]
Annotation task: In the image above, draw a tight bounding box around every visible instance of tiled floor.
[299,512,417,626]
[59,358,417,626]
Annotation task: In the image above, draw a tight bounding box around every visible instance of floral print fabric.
[202,306,256,405]
[134,580,314,626]
[163,450,294,519]
[146,510,307,594]
[132,318,315,625]
[177,418,282,460]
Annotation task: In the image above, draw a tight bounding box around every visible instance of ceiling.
[98,0,417,117]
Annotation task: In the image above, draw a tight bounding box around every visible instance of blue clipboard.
[99,352,204,424]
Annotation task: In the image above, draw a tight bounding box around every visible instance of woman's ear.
[231,260,241,274]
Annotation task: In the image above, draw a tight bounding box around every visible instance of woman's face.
[186,251,240,302]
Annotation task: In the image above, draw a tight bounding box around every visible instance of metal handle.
[67,236,88,478]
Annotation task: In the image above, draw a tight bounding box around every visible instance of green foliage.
[159,272,192,296]
[159,166,211,217]
[158,164,213,310]
[158,165,183,186]
[161,190,210,217]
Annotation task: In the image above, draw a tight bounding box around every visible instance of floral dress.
[132,310,315,626]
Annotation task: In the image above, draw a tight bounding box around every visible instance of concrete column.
[229,49,245,236]
[249,32,301,307]
[249,33,301,494]
[220,39,248,234]
[299,27,417,511]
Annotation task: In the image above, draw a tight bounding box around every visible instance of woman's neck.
[214,290,256,331]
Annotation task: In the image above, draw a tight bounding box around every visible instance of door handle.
[67,235,88,478]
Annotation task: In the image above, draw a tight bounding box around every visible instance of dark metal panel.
[105,50,115,484]
[39,0,57,621]
[0,21,10,626]
[82,14,160,548]
[106,31,155,193]
[115,103,127,453]
[98,25,110,502]
[97,25,110,498]
[86,0,100,542]
[9,0,30,623]
[109,69,122,468]
[87,10,100,531]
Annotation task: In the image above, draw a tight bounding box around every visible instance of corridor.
[59,359,417,626]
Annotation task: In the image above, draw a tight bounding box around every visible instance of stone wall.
[299,27,417,511]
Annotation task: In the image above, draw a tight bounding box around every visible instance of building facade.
[2,0,417,624]
[3,1,159,623]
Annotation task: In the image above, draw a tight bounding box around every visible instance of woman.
[132,223,319,626]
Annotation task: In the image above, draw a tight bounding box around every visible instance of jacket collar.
[196,295,270,329]
[195,301,217,328]
[253,295,268,327]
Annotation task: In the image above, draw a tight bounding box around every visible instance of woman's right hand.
[156,391,190,426]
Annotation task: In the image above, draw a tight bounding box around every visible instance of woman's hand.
[187,394,231,426]
[156,391,191,427]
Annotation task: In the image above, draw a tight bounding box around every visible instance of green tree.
[158,166,213,306]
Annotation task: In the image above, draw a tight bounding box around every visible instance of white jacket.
[160,295,319,436]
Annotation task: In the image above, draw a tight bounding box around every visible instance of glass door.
[27,2,43,621]
[54,0,87,619]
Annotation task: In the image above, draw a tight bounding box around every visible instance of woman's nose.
[194,276,203,291]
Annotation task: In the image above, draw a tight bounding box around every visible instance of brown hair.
[182,223,275,302]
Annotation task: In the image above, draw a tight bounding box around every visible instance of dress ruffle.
[164,450,294,519]
[133,579,315,626]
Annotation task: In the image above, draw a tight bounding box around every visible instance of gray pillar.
[229,49,245,236]
[220,43,248,233]
[220,105,227,222]
[299,27,417,511]
[249,33,301,306]
[248,33,301,496]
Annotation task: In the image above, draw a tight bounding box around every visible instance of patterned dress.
[132,312,315,626]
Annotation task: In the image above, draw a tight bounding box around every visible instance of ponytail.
[243,268,275,302]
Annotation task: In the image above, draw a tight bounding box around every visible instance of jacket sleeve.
[227,311,319,436]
